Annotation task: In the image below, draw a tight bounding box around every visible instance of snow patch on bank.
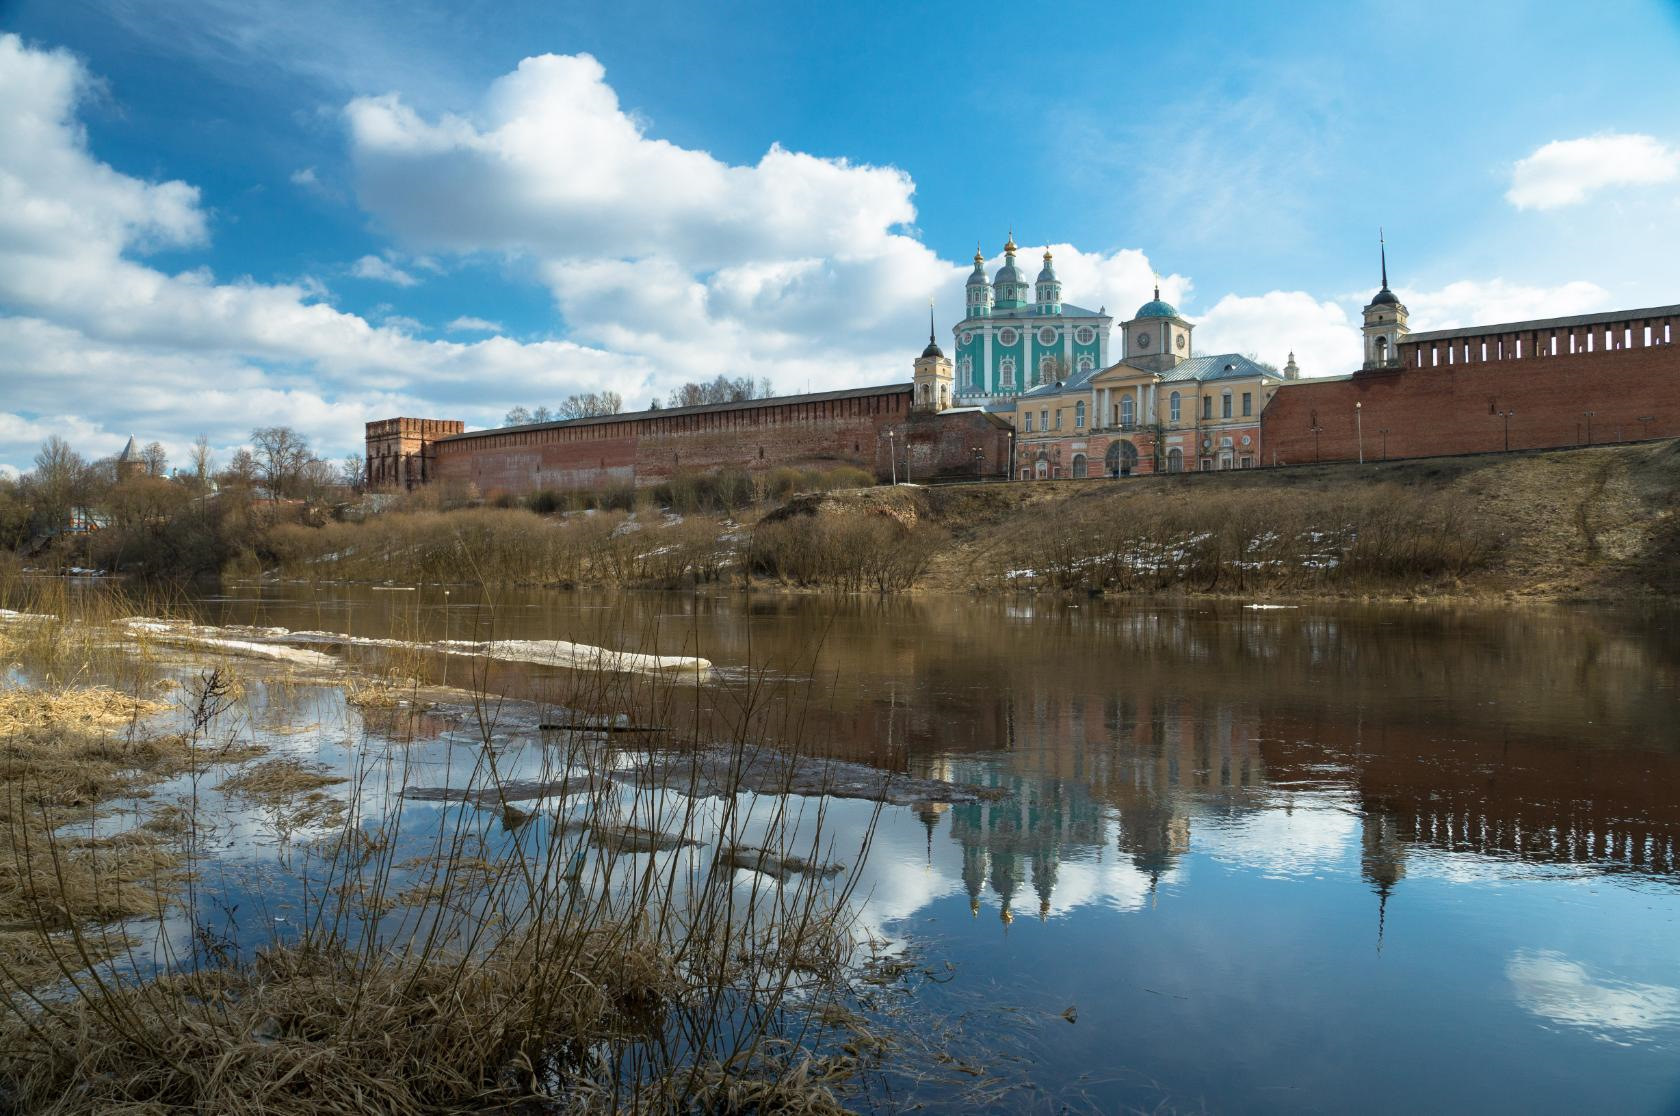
[114,618,710,677]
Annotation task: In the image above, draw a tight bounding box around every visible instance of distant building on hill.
[115,436,146,481]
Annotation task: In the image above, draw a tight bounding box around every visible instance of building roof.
[1132,284,1180,320]
[116,436,139,461]
[440,382,913,442]
[968,302,1108,322]
[1151,353,1282,383]
[1008,352,1281,403]
[1403,303,1680,345]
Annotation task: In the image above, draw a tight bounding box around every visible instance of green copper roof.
[1134,298,1179,319]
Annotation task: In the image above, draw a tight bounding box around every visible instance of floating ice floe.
[120,618,341,667]
[1244,604,1299,610]
[437,639,710,675]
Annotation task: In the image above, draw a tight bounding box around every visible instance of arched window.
[1071,453,1087,478]
[1167,447,1183,473]
[1104,440,1140,477]
[1169,391,1181,423]
[1120,397,1135,427]
[1075,401,1086,428]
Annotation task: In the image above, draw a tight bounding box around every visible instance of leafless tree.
[32,435,85,530]
[189,435,215,490]
[250,426,312,500]
[141,441,168,477]
[666,375,774,408]
[558,390,623,419]
[220,448,260,490]
[341,453,366,492]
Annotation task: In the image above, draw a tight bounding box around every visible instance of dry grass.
[217,758,346,800]
[0,685,170,736]
[749,512,947,592]
[343,679,405,709]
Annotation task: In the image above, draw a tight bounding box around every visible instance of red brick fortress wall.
[366,417,465,489]
[405,385,1013,498]
[1262,342,1680,466]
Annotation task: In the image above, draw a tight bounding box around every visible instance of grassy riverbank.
[252,439,1680,600]
[915,438,1680,600]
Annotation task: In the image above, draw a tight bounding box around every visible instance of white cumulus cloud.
[1393,278,1612,331]
[1195,291,1361,378]
[350,253,419,287]
[446,315,503,333]
[343,53,1187,394]
[1506,133,1680,210]
[0,34,658,471]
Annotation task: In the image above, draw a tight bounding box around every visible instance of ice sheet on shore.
[114,618,710,677]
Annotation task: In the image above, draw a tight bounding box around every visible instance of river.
[167,585,1680,1113]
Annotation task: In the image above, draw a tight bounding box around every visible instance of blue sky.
[2,0,1678,473]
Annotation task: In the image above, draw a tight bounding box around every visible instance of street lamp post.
[1498,410,1515,452]
[885,431,896,485]
[1583,411,1596,446]
[1309,423,1323,463]
[1355,401,1364,464]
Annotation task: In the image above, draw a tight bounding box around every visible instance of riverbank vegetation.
[6,435,1678,599]
[0,587,895,1113]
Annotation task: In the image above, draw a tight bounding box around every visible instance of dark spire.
[1369,229,1400,307]
[920,298,945,359]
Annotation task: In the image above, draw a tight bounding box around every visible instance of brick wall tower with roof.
[1363,233,1409,369]
[912,303,954,413]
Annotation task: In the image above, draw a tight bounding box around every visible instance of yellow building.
[1002,289,1298,478]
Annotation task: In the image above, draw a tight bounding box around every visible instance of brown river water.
[148,585,1680,1112]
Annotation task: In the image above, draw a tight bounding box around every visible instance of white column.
[982,328,993,398]
[1064,325,1073,377]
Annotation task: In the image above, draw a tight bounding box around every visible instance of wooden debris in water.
[400,777,591,805]
[721,845,845,881]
